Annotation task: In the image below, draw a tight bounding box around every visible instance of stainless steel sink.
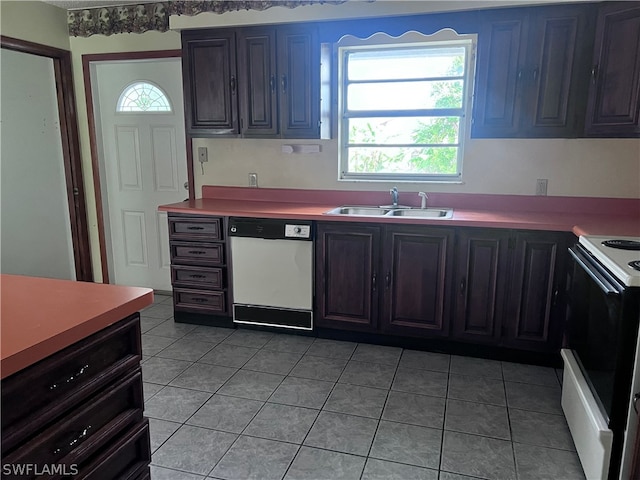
[324,205,453,219]
[324,206,392,216]
[387,208,453,219]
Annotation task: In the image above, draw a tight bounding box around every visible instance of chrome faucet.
[390,187,399,207]
[418,192,429,209]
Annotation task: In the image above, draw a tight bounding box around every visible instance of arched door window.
[116,81,172,112]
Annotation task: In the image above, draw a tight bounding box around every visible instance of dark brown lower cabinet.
[453,229,568,352]
[316,222,569,354]
[315,223,380,332]
[315,223,454,338]
[0,314,149,479]
[380,226,455,337]
[452,228,510,345]
[503,230,568,352]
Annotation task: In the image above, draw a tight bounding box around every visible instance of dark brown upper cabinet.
[472,5,594,138]
[277,25,320,138]
[237,28,278,136]
[183,24,320,138]
[182,30,238,135]
[585,2,640,137]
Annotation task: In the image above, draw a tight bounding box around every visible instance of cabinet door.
[522,5,594,137]
[315,223,380,331]
[472,11,528,138]
[452,229,510,345]
[585,3,640,137]
[182,31,238,135]
[237,28,279,136]
[277,25,320,138]
[380,226,454,337]
[503,231,568,352]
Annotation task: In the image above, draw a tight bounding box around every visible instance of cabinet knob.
[385,272,391,289]
[591,65,599,84]
[634,392,640,414]
[230,76,237,94]
[270,74,276,93]
[372,273,377,291]
[460,277,466,294]
[281,74,288,94]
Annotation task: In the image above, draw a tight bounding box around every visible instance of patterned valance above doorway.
[68,0,349,37]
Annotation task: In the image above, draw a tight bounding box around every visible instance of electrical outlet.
[197,147,208,163]
[536,178,548,196]
[248,173,258,188]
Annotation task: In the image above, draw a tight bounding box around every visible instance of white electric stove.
[578,235,640,287]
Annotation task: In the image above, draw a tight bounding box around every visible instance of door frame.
[82,50,183,284]
[1,35,93,281]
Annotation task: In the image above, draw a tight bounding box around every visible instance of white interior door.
[92,58,187,290]
[0,48,76,280]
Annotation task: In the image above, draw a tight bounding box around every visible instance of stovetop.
[579,235,640,287]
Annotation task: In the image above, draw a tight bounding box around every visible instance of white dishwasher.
[229,217,313,330]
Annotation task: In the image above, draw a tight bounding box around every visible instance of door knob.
[184,182,189,191]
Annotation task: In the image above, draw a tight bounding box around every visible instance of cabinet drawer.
[171,265,225,289]
[174,288,227,314]
[169,216,222,240]
[1,315,142,452]
[78,419,150,480]
[171,241,224,266]
[2,370,143,478]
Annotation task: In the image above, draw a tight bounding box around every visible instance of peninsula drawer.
[170,241,224,266]
[168,215,222,240]
[174,288,227,314]
[1,314,141,452]
[171,265,225,289]
[78,419,150,480]
[2,369,143,477]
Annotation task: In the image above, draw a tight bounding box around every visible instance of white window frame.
[337,30,476,183]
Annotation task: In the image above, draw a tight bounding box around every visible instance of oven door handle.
[569,247,620,296]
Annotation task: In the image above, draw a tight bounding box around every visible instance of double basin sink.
[325,206,453,219]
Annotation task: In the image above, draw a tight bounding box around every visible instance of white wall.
[0,1,70,50]
[1,48,76,279]
[191,136,640,199]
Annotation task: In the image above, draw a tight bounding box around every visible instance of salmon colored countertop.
[159,187,640,237]
[1,275,153,379]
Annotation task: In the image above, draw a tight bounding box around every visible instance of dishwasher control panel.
[285,224,311,239]
[229,217,313,240]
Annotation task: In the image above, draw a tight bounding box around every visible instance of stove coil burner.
[630,260,640,272]
[602,239,640,250]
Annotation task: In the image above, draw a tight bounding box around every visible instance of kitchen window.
[338,31,476,182]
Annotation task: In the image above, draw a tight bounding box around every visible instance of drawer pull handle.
[187,226,205,230]
[53,425,92,455]
[192,298,208,303]
[49,364,89,390]
[189,274,207,279]
[187,250,207,255]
